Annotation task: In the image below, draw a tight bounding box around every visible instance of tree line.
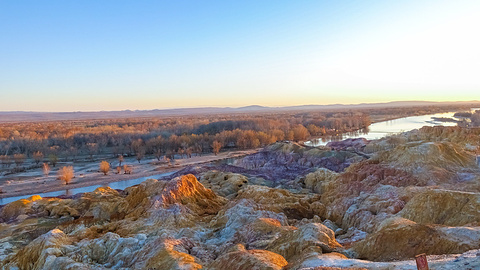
[0,111,371,166]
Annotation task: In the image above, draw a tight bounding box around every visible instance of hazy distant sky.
[1,0,479,111]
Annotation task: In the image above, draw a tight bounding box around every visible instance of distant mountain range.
[1,101,479,123]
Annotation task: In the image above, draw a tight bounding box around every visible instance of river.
[0,171,176,205]
[305,111,461,147]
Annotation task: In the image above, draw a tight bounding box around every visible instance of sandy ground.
[0,149,258,199]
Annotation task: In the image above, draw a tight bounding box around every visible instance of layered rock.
[235,142,366,183]
[160,174,226,215]
[235,185,326,220]
[267,223,341,261]
[399,189,480,226]
[320,160,419,232]
[0,195,42,222]
[1,132,480,270]
[4,229,71,270]
[353,217,480,261]
[199,171,249,198]
[207,244,288,270]
[304,168,339,194]
[326,138,368,151]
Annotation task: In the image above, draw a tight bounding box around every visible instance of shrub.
[100,161,110,175]
[58,166,74,184]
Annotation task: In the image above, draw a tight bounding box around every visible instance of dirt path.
[0,149,258,199]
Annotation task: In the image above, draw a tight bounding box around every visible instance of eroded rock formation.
[1,127,480,269]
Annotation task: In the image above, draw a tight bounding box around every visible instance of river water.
[305,111,459,147]
[0,171,176,205]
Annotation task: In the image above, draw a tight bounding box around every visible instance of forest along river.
[0,110,473,205]
[305,111,460,147]
[0,171,176,205]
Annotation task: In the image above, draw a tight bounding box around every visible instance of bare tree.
[132,139,145,163]
[0,155,12,168]
[58,166,74,185]
[13,154,25,167]
[86,143,98,161]
[100,161,110,175]
[42,162,50,177]
[154,149,163,161]
[48,154,59,167]
[136,149,145,163]
[212,140,222,156]
[33,151,44,165]
[118,155,124,166]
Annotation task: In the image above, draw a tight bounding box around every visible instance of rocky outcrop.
[353,217,480,261]
[207,244,288,270]
[0,195,42,222]
[200,171,249,198]
[231,217,290,250]
[1,133,480,270]
[160,174,227,215]
[145,238,203,270]
[319,160,419,232]
[235,185,325,220]
[267,223,341,261]
[235,142,366,183]
[375,141,477,183]
[326,138,368,151]
[5,229,71,270]
[399,189,480,226]
[304,168,339,194]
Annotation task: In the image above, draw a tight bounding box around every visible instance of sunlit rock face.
[207,244,288,270]
[0,195,42,222]
[0,174,343,269]
[160,174,227,215]
[267,223,341,261]
[2,129,480,269]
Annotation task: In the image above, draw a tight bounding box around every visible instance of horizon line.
[2,100,480,114]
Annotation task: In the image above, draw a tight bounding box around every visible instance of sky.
[1,0,479,112]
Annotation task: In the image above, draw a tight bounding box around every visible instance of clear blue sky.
[1,0,479,111]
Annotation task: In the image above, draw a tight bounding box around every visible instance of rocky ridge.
[0,128,480,269]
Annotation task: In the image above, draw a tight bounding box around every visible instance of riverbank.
[0,149,258,200]
[305,111,459,147]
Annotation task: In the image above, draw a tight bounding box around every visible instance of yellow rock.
[267,223,342,261]
[8,229,71,270]
[207,244,287,270]
[304,168,339,194]
[0,195,42,221]
[353,217,480,261]
[161,174,227,215]
[399,189,480,226]
[145,238,203,270]
[200,171,249,198]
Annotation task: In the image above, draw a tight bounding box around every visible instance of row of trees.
[0,110,373,164]
[48,160,127,185]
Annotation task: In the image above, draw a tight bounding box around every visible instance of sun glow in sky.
[1,0,479,111]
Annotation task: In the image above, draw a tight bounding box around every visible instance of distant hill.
[0,101,479,123]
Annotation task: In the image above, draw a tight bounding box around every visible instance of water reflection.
[305,112,459,147]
